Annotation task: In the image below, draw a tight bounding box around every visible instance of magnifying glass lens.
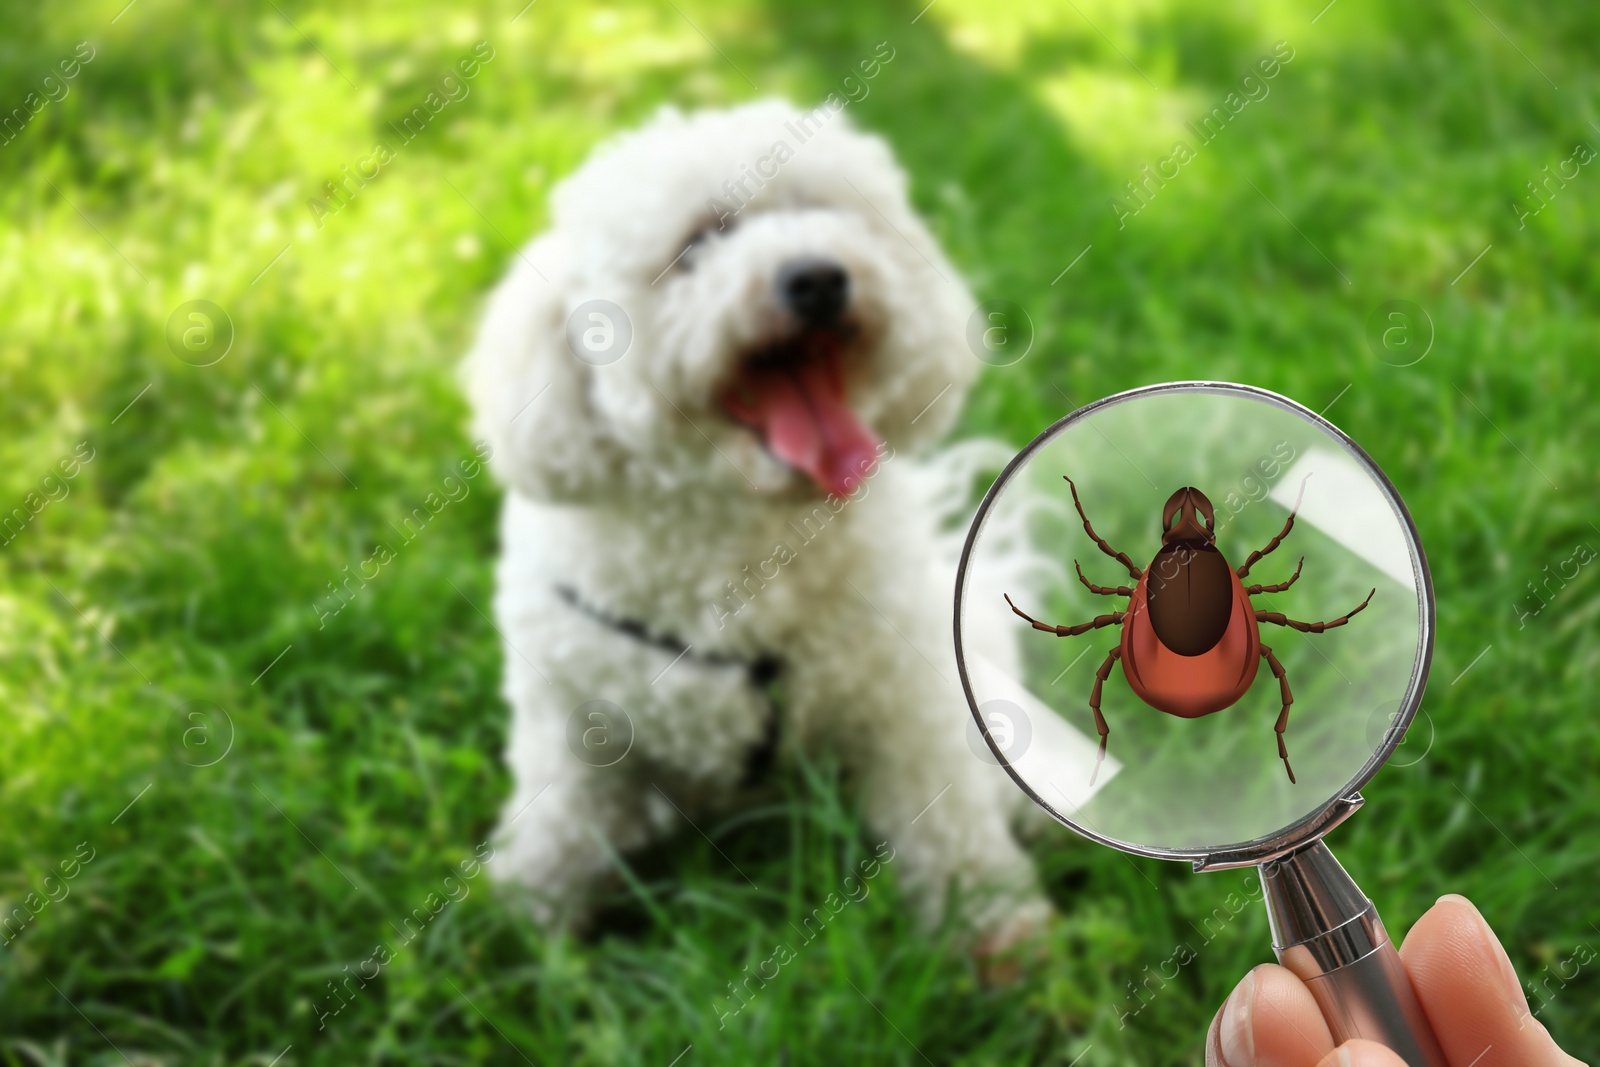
[956,384,1430,861]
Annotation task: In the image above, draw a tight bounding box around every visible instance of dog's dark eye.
[668,218,736,275]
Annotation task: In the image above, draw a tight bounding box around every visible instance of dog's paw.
[971,897,1055,986]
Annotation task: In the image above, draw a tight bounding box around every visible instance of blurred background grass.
[1,0,1597,1063]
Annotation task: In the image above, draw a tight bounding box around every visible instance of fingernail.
[1332,1047,1354,1067]
[1220,969,1255,1066]
[1438,894,1531,1017]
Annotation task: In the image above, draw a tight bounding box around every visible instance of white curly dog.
[463,99,1075,945]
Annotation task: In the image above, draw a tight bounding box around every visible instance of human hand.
[1204,894,1587,1067]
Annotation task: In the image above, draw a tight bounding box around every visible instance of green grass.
[1,0,1597,1063]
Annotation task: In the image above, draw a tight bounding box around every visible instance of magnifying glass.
[955,382,1446,1065]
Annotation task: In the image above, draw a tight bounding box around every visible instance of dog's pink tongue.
[724,348,880,497]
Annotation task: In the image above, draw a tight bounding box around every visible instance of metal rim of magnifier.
[954,381,1436,871]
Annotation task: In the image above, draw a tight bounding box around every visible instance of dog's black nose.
[777,258,850,327]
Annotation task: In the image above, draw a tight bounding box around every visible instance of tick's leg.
[1065,477,1142,580]
[1245,556,1304,595]
[1256,588,1375,633]
[1261,644,1295,784]
[1237,475,1310,578]
[1087,646,1121,786]
[1004,594,1123,637]
[1075,560,1134,597]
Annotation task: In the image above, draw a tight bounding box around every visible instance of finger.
[1206,963,1336,1067]
[1312,1039,1410,1067]
[1207,1002,1227,1067]
[1399,894,1585,1067]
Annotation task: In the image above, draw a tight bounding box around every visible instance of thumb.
[1314,1040,1410,1067]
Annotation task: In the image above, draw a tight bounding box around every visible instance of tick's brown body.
[1006,478,1373,784]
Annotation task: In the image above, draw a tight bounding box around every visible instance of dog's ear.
[862,204,982,457]
[461,233,623,502]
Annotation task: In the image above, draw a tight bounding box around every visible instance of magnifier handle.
[1261,842,1448,1067]
[1285,936,1447,1065]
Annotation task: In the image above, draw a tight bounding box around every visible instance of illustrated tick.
[1005,477,1374,785]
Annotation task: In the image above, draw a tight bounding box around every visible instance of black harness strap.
[554,584,739,665]
[553,584,782,783]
